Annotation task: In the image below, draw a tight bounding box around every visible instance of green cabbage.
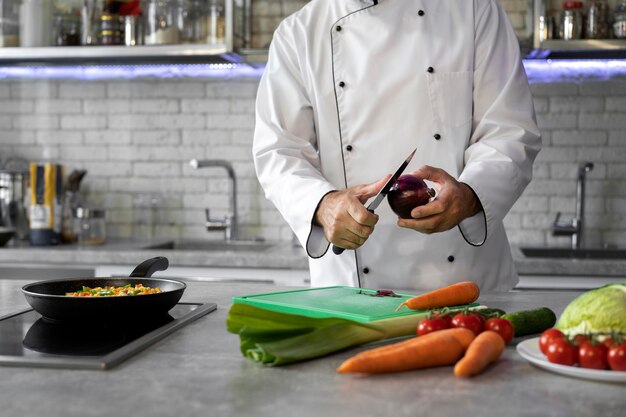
[556,284,626,336]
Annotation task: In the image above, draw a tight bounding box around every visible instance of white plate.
[516,337,626,383]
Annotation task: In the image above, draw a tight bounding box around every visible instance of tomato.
[602,337,616,349]
[608,342,626,371]
[451,313,484,335]
[484,318,514,344]
[572,334,590,346]
[578,342,609,370]
[539,328,564,355]
[546,338,578,366]
[417,317,449,336]
[440,314,453,328]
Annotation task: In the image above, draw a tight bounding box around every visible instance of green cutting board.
[232,286,478,323]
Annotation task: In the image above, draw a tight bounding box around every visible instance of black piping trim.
[457,211,487,247]
[305,229,330,259]
[330,2,381,190]
[305,190,336,259]
[457,184,487,247]
[330,2,379,288]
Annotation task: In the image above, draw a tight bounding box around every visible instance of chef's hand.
[314,175,391,250]
[397,166,482,234]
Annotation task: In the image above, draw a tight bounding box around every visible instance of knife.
[332,147,417,255]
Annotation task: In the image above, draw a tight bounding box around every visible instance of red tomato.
[440,314,453,328]
[608,342,626,371]
[417,317,449,336]
[451,313,484,335]
[484,318,514,344]
[546,338,578,366]
[539,328,565,355]
[602,337,616,349]
[578,342,609,370]
[572,334,590,347]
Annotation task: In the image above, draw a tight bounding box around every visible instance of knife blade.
[332,147,417,255]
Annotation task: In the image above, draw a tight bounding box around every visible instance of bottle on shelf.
[559,1,584,40]
[19,0,54,47]
[207,0,224,44]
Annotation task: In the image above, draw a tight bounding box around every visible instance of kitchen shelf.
[527,39,626,59]
[0,44,245,66]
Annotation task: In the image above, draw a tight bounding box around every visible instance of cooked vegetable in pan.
[66,283,162,297]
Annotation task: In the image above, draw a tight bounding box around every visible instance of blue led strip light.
[523,59,626,83]
[0,63,265,80]
[0,60,625,81]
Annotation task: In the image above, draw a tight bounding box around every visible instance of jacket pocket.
[426,71,473,128]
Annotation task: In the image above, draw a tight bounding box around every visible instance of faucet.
[189,159,238,241]
[552,162,594,249]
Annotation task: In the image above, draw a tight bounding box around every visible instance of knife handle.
[332,208,375,255]
[332,244,345,255]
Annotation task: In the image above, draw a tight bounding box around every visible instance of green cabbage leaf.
[556,284,626,336]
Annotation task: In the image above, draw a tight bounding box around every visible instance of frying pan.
[21,257,186,323]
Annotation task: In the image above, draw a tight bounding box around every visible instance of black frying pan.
[21,257,186,323]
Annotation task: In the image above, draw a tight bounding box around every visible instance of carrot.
[396,281,480,311]
[453,330,505,377]
[337,328,475,374]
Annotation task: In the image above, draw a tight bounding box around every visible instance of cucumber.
[502,307,557,337]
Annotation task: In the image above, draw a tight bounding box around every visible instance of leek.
[226,303,433,366]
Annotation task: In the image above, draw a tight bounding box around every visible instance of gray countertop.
[510,246,626,277]
[1,238,626,281]
[0,279,623,417]
[0,238,310,270]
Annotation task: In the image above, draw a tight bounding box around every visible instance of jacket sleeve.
[457,0,542,245]
[252,22,336,258]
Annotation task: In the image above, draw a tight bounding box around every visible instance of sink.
[520,247,626,260]
[144,239,275,252]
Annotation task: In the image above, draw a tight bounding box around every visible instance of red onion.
[387,175,436,219]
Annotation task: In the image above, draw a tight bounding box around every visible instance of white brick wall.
[514,72,626,249]
[0,76,287,241]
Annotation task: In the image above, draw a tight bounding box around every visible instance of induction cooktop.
[0,302,216,370]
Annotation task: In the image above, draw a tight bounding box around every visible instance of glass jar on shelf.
[142,0,179,45]
[96,12,123,45]
[54,13,81,46]
[182,0,208,44]
[0,0,20,47]
[75,207,107,246]
[559,1,584,40]
[585,0,609,39]
[614,1,626,39]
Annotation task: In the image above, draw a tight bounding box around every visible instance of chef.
[253,0,541,291]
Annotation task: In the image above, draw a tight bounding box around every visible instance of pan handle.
[129,257,169,278]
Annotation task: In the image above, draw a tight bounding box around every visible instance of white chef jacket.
[253,0,541,291]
